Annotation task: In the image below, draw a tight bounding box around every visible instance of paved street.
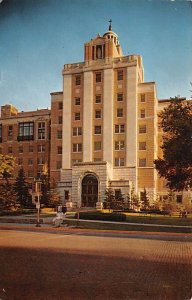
[0,229,191,300]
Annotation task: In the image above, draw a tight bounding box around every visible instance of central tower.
[60,24,157,209]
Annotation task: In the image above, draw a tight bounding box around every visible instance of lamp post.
[35,178,42,227]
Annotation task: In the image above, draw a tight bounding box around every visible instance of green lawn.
[124,213,192,226]
[64,219,192,233]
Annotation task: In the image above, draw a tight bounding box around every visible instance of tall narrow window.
[75,75,81,86]
[139,142,146,150]
[117,70,123,81]
[75,97,80,105]
[141,94,145,102]
[139,158,146,167]
[75,112,80,121]
[57,146,62,154]
[57,130,62,139]
[139,125,147,134]
[58,102,63,110]
[117,93,123,101]
[95,110,101,119]
[95,95,101,103]
[38,122,45,140]
[96,72,102,83]
[140,109,145,118]
[117,108,123,117]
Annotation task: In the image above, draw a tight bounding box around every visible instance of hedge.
[75,212,126,222]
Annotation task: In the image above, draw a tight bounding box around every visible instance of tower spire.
[108,19,112,31]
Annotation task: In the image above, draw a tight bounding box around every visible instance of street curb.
[0,224,192,237]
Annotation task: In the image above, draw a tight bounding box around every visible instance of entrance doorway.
[81,174,98,207]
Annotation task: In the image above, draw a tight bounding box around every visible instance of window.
[19,146,23,153]
[37,157,45,165]
[8,147,12,154]
[141,94,145,102]
[75,97,80,105]
[18,158,23,165]
[140,109,145,118]
[96,72,102,83]
[75,112,80,121]
[117,70,123,81]
[18,122,34,141]
[38,122,45,140]
[94,126,102,134]
[0,124,2,142]
[28,158,33,165]
[115,124,125,133]
[28,170,34,178]
[38,144,45,152]
[95,95,101,103]
[29,145,33,152]
[95,110,101,119]
[58,102,63,110]
[57,146,62,154]
[139,125,147,134]
[57,130,62,139]
[115,141,125,150]
[117,93,123,101]
[73,127,82,136]
[94,158,102,162]
[176,195,182,203]
[115,157,125,166]
[94,141,102,151]
[139,158,146,167]
[75,75,81,86]
[56,161,62,170]
[139,142,146,150]
[72,143,82,152]
[8,125,13,138]
[58,116,63,124]
[117,108,123,117]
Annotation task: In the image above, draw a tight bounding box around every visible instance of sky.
[0,0,192,112]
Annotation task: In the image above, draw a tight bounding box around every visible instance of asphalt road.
[0,229,191,300]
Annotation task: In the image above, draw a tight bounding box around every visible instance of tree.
[0,182,18,211]
[154,97,192,191]
[0,154,16,182]
[104,188,115,211]
[130,187,140,211]
[14,168,32,208]
[140,187,150,211]
[114,189,125,210]
[48,179,61,207]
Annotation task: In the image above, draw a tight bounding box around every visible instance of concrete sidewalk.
[0,214,191,232]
